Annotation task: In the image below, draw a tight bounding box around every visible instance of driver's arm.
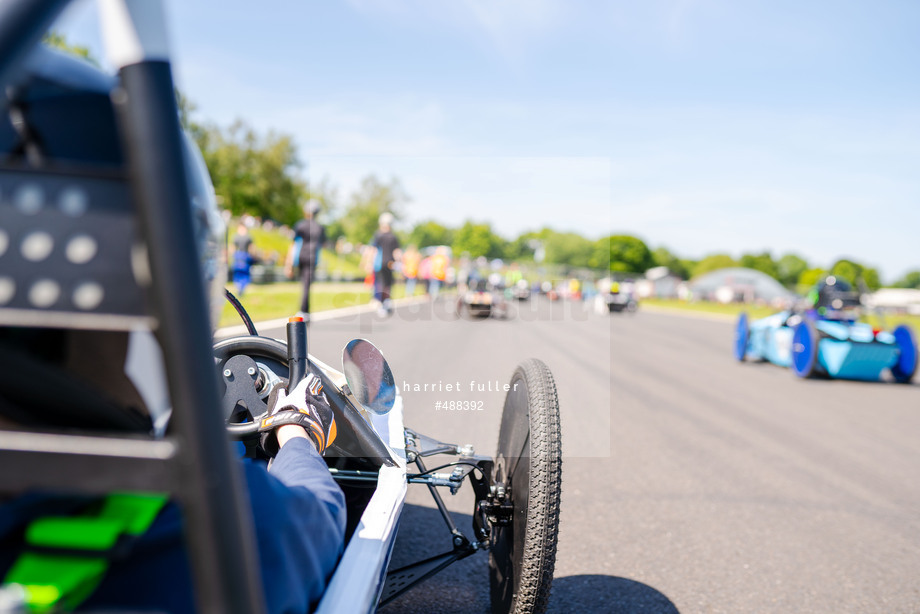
[268,426,344,524]
[243,426,346,613]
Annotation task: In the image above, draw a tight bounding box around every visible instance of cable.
[224,288,258,335]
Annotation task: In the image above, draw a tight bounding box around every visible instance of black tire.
[489,359,562,614]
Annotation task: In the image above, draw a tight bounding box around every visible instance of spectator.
[287,200,325,321]
[429,246,450,301]
[370,213,401,316]
[231,223,254,296]
[402,245,421,297]
[418,255,432,296]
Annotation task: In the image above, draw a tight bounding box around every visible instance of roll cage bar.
[0,1,266,612]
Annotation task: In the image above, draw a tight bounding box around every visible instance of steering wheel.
[213,335,396,466]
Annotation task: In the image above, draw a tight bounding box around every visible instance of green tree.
[830,260,859,287]
[860,269,881,290]
[176,90,204,141]
[776,253,808,288]
[452,221,507,259]
[504,232,538,262]
[597,235,654,273]
[325,219,345,244]
[739,251,779,280]
[692,254,738,278]
[893,270,920,289]
[409,220,454,249]
[43,31,96,64]
[830,259,881,291]
[341,175,409,244]
[544,231,596,268]
[194,119,307,225]
[860,269,881,291]
[506,228,595,267]
[797,268,827,292]
[652,246,691,279]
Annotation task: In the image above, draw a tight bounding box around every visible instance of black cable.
[224,288,258,336]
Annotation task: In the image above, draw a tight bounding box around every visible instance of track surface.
[257,298,920,613]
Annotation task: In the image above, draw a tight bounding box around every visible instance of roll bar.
[0,1,266,612]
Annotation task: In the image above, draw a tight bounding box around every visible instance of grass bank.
[220,281,423,328]
[640,298,775,320]
[640,298,920,330]
[235,225,365,278]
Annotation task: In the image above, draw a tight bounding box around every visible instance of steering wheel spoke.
[220,354,269,438]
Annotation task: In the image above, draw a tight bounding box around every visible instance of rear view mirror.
[342,339,396,415]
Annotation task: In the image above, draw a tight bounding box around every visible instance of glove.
[259,372,337,456]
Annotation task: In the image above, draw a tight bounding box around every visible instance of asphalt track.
[254,297,920,614]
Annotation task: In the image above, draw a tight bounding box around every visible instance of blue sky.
[57,0,920,281]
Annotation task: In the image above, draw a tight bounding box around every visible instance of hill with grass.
[230,222,365,279]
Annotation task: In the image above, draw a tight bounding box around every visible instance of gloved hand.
[259,372,337,456]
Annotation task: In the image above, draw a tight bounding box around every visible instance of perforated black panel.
[0,165,151,329]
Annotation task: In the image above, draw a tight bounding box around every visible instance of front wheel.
[489,359,562,614]
[891,325,918,383]
[734,313,749,362]
[791,319,820,378]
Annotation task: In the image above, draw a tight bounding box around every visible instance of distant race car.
[456,277,510,319]
[734,277,918,382]
[606,291,637,313]
[510,278,531,301]
[598,278,637,313]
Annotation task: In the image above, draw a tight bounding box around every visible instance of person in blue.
[232,222,255,296]
[0,44,345,613]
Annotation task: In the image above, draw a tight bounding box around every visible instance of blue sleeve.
[245,437,347,614]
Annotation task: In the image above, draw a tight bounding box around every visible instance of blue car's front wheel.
[792,319,820,378]
[891,325,918,384]
[734,313,749,362]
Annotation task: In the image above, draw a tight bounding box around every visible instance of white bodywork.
[310,356,408,614]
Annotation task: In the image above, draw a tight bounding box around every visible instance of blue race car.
[734,277,917,382]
